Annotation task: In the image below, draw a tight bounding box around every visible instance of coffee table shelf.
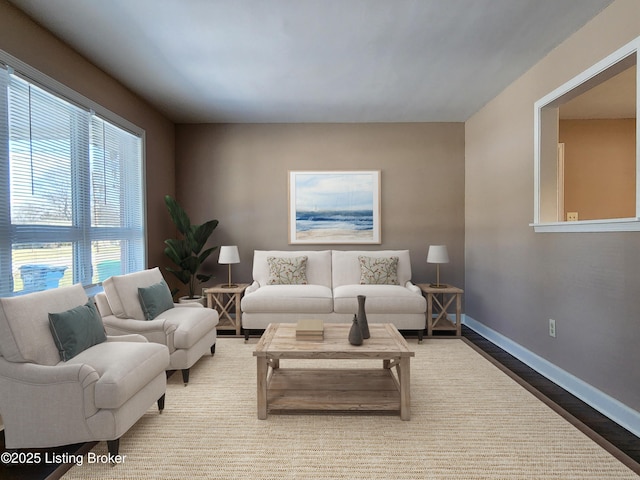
[267,368,400,413]
[254,323,414,420]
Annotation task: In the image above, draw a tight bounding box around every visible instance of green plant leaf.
[192,220,219,251]
[164,195,191,235]
[196,273,213,283]
[198,246,218,264]
[165,266,191,286]
[163,194,218,299]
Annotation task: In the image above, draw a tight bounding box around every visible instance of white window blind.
[0,61,145,296]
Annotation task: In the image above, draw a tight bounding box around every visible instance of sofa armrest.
[93,291,113,316]
[0,356,100,446]
[246,281,260,295]
[106,334,148,343]
[0,356,98,387]
[102,315,177,351]
[405,281,421,294]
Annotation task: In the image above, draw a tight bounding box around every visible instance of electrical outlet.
[549,318,556,338]
[566,212,579,221]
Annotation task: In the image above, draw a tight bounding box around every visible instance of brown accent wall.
[175,123,465,289]
[560,118,636,220]
[466,0,640,411]
[0,0,175,270]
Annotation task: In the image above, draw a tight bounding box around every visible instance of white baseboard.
[462,315,640,438]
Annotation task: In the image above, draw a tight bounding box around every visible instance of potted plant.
[163,195,219,302]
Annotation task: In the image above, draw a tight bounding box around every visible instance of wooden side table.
[203,283,249,335]
[417,284,463,337]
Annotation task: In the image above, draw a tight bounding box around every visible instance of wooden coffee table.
[253,323,415,420]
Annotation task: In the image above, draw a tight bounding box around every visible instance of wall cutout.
[533,37,639,233]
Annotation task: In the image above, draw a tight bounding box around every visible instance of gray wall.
[175,123,465,291]
[465,0,640,411]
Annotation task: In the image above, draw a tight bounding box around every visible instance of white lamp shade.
[218,245,240,264]
[427,245,449,264]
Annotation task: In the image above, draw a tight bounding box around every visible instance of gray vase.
[349,314,363,346]
[357,295,370,339]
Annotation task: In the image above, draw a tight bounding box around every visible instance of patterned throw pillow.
[358,256,400,285]
[267,256,308,285]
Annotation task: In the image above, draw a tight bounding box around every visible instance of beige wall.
[560,118,636,220]
[0,0,175,270]
[175,123,465,289]
[466,0,640,411]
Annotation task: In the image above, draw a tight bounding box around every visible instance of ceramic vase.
[357,295,370,339]
[349,314,363,346]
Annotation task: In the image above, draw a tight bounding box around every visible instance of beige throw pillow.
[267,256,308,285]
[358,256,400,285]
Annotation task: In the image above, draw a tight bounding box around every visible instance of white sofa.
[241,250,427,341]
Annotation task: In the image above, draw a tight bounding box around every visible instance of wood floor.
[1,326,638,479]
[460,325,640,467]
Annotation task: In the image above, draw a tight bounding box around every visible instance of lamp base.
[221,283,239,289]
[429,283,448,289]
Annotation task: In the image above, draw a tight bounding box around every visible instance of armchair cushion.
[48,301,107,361]
[138,280,174,320]
[159,307,219,349]
[103,267,164,320]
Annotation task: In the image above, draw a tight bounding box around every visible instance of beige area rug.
[61,338,639,479]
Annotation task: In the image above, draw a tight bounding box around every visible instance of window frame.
[0,49,147,295]
[532,36,640,233]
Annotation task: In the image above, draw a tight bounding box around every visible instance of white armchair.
[95,267,219,385]
[0,284,169,456]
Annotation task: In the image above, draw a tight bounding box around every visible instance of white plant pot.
[178,296,206,307]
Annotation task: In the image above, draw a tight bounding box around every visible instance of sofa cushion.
[49,301,107,361]
[358,255,399,285]
[103,267,164,320]
[0,284,89,365]
[159,307,219,349]
[66,340,169,409]
[138,280,174,320]
[253,250,332,288]
[267,256,308,285]
[333,285,426,314]
[241,285,333,314]
[332,250,412,287]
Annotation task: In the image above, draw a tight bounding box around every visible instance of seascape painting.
[289,171,381,244]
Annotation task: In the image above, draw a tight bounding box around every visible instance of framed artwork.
[288,170,381,244]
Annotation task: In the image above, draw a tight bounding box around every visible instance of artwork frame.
[288,170,381,244]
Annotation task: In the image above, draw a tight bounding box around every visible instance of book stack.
[296,319,324,340]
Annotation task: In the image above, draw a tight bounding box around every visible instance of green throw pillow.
[138,280,174,320]
[49,301,107,362]
[358,256,400,285]
[267,256,308,285]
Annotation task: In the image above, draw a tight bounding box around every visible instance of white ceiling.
[9,0,613,124]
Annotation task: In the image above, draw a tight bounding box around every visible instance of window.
[532,36,639,233]
[0,54,145,296]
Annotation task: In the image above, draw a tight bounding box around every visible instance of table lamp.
[218,246,240,288]
[427,245,449,288]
